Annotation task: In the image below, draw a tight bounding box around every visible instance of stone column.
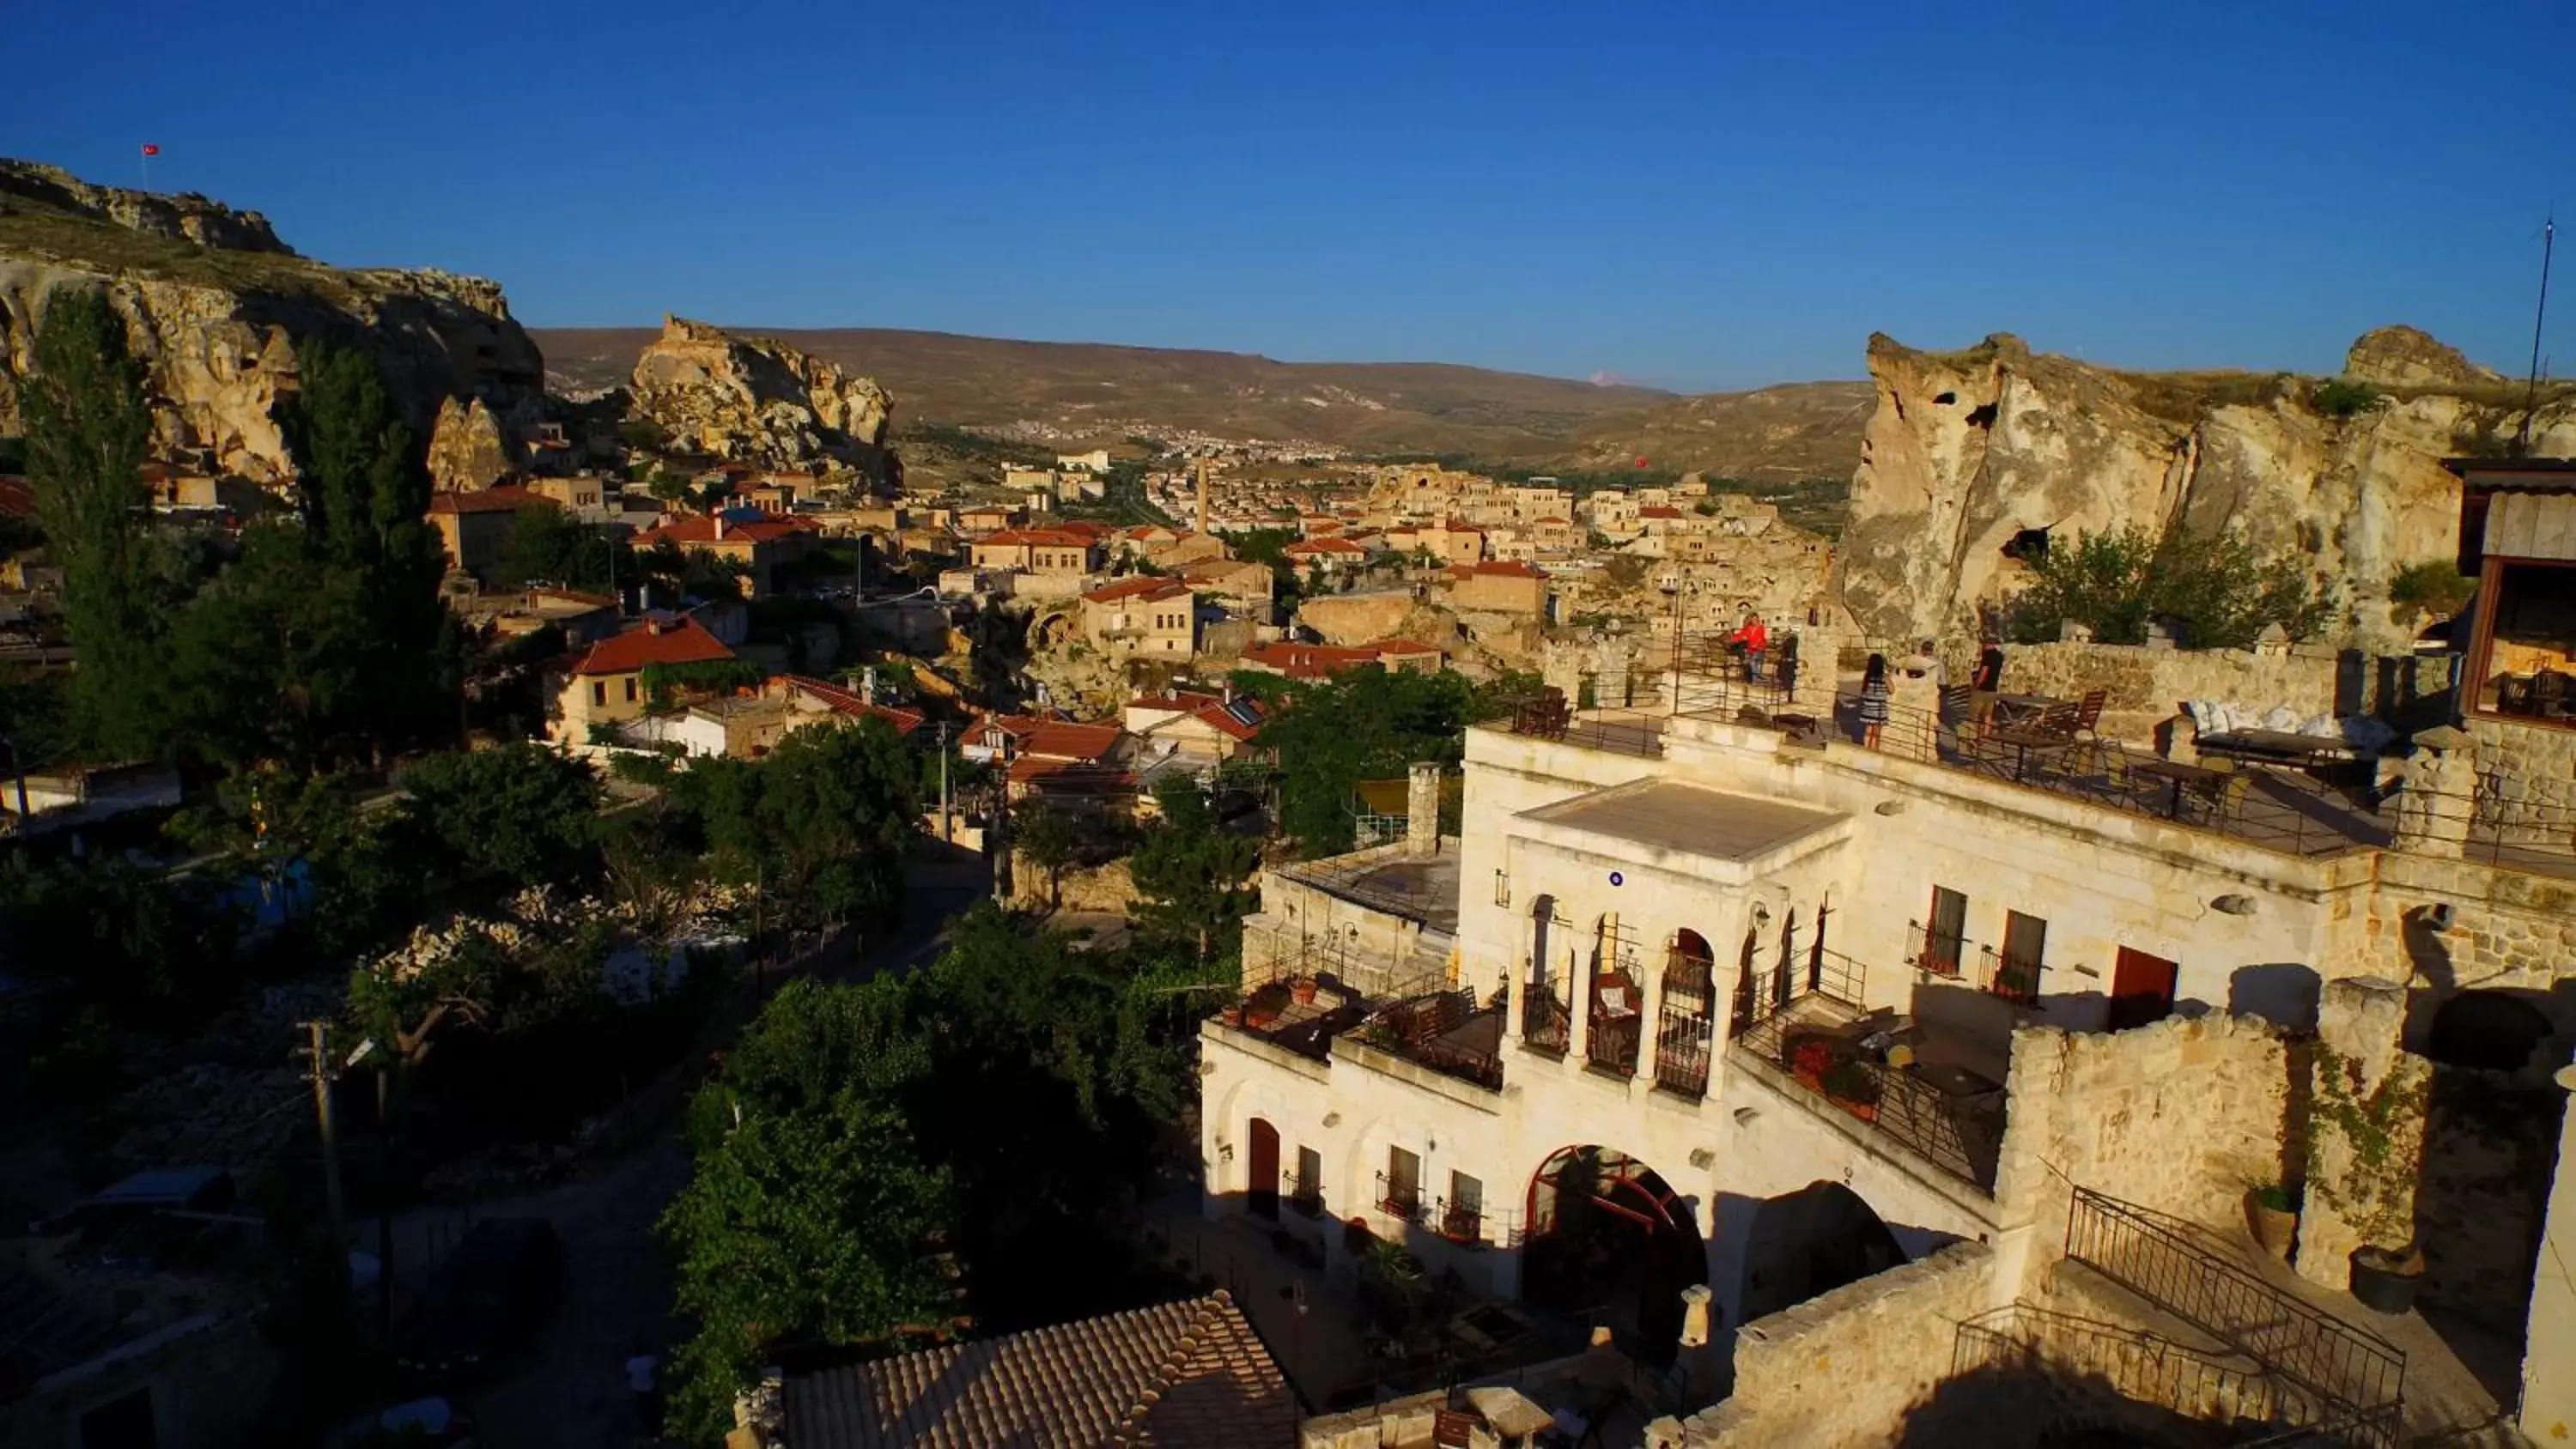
[2294,975,2429,1291]
[1789,623,1842,714]
[2394,725,2476,860]
[1406,762,1442,855]
[2518,1062,2576,1442]
[1890,661,1941,744]
[1677,1283,1720,1404]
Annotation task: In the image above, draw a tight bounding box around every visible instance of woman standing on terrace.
[1858,652,1891,749]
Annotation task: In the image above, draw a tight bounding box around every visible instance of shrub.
[2313,378,2385,419]
[2008,523,2336,650]
[2388,559,2475,620]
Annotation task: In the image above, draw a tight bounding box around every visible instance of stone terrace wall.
[1681,1242,1996,1449]
[2327,850,2576,1046]
[1993,1015,2292,1250]
[1930,640,2441,745]
[2469,714,2576,846]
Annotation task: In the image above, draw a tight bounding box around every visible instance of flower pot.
[2244,1190,2298,1262]
[2348,1245,2425,1315]
[1291,977,1319,1005]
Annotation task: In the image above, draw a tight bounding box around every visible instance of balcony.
[1355,988,1506,1093]
[1727,953,2008,1193]
[1907,920,2045,1009]
[1375,1171,1426,1226]
[1520,969,1572,1056]
[1280,1169,1324,1219]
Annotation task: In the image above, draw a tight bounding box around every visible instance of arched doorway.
[2425,990,2553,1073]
[1736,1181,1907,1324]
[1028,610,1077,651]
[1522,1146,1702,1361]
[1524,895,1571,1053]
[1655,930,1716,1097]
[1247,1118,1280,1221]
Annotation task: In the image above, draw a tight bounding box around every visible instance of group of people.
[1855,638,2008,749]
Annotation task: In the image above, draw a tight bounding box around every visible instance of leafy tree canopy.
[2008,524,2337,651]
[1127,777,1258,960]
[397,742,604,885]
[1253,664,1492,856]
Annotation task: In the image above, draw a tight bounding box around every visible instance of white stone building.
[1202,599,2576,1443]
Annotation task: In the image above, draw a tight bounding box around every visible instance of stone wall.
[1008,853,1138,913]
[2414,1066,2562,1333]
[2330,850,2576,1046]
[2469,714,2576,847]
[1993,1014,2292,1248]
[1680,1242,1996,1449]
[1929,640,2439,746]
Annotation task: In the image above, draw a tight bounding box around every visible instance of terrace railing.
[1520,966,1573,1056]
[1375,1171,1426,1226]
[1952,1306,2329,1438]
[2063,1187,2404,1444]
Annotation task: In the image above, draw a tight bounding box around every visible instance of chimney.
[1406,761,1441,855]
[861,667,878,706]
[713,512,728,541]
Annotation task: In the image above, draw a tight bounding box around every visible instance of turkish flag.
[141,143,160,157]
[1633,455,1649,468]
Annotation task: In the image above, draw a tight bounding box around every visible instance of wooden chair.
[1990,704,2081,780]
[2071,690,2108,772]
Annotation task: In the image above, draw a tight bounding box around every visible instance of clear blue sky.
[7,0,2570,392]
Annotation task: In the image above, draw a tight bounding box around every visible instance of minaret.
[1195,458,1212,534]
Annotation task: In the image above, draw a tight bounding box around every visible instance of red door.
[2108,948,2178,1030]
[1247,1118,1280,1220]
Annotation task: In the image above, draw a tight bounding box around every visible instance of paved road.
[404,872,993,1449]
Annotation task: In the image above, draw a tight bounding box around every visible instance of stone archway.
[1522,1145,1702,1361]
[1027,609,1078,652]
[1735,1180,1907,1325]
[2425,989,2554,1073]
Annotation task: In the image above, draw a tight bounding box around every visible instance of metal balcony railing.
[1520,963,1572,1055]
[2063,1188,2405,1444]
[1279,1170,1324,1219]
[1907,917,1972,980]
[1375,1171,1425,1226]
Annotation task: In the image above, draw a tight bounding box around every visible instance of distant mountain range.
[532,326,1870,482]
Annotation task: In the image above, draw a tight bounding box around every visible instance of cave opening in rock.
[1966,402,1999,428]
[2002,527,2050,562]
[1933,391,1956,405]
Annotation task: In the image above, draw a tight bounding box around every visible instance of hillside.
[534,325,1868,479]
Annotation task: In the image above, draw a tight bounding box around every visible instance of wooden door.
[1247,1118,1280,1220]
[2107,948,2178,1030]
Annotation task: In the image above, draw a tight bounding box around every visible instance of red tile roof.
[1464,560,1545,579]
[1640,505,1684,519]
[1191,695,1267,742]
[1082,576,1191,604]
[428,484,548,517]
[637,512,816,547]
[570,615,735,676]
[1022,721,1125,762]
[775,674,926,737]
[1285,537,1368,556]
[1367,638,1444,658]
[978,528,1097,549]
[1239,640,1386,680]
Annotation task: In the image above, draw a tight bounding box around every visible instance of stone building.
[1200,588,2576,1442]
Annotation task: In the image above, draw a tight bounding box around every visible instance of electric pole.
[2519,215,2555,456]
[938,721,951,846]
[300,1021,350,1255]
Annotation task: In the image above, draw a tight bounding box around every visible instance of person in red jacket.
[1728,609,1769,682]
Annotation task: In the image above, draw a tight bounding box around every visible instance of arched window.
[1656,930,1716,1097]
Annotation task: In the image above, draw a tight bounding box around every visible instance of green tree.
[398,742,604,884]
[659,1089,957,1440]
[21,287,165,760]
[1255,665,1487,856]
[1127,778,1257,960]
[494,503,621,591]
[2008,523,2333,650]
[1011,802,1081,908]
[676,719,919,931]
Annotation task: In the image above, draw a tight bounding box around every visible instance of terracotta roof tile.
[782,1292,1288,1449]
[775,675,926,737]
[570,615,735,676]
[428,484,549,516]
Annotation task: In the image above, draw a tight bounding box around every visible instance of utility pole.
[938,721,952,846]
[2517,215,2555,456]
[300,1021,350,1258]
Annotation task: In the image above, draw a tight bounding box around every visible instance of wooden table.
[2129,758,2233,820]
[1990,693,2063,730]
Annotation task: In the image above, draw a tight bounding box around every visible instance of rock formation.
[628,317,892,474]
[1836,328,2576,646]
[0,158,543,487]
[426,396,516,492]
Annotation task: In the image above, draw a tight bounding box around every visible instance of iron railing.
[1976,943,2045,1009]
[1436,1196,1486,1247]
[1519,963,1573,1056]
[2063,1188,2404,1443]
[1279,1169,1324,1219]
[1358,988,1504,1091]
[1908,917,1971,979]
[1953,1305,2329,1440]
[1584,929,1647,1076]
[1375,1170,1425,1226]
[1729,994,2003,1192]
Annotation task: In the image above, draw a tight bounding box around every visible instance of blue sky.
[6,0,2570,391]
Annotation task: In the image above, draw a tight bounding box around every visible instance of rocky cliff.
[0,159,544,488]
[1837,328,2576,646]
[629,317,892,473]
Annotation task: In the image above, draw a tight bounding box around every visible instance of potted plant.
[1821,1060,1880,1123]
[2244,1180,2300,1262]
[1291,975,1320,1005]
[2307,1047,2433,1314]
